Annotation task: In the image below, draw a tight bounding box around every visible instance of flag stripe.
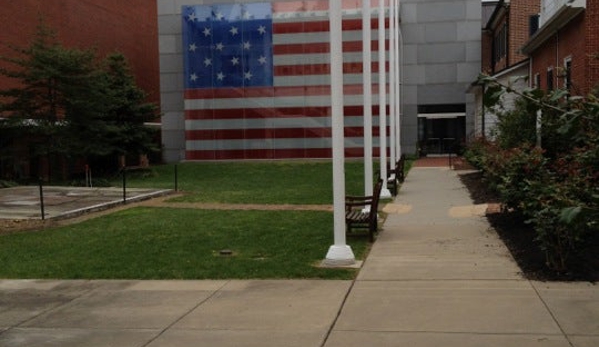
[183,2,390,160]
[186,126,383,140]
[186,148,381,161]
[274,62,386,76]
[185,105,390,120]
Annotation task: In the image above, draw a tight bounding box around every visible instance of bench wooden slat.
[344,178,383,242]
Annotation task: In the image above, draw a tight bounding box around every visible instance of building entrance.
[417,115,465,155]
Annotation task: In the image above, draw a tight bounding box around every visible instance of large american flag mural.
[182,0,388,160]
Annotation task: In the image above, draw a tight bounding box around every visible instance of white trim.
[417,113,465,119]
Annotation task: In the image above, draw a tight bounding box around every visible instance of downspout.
[481,84,486,139]
[506,11,510,67]
[556,30,559,89]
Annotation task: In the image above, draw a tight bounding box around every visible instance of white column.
[536,109,542,148]
[388,0,396,167]
[324,0,355,267]
[395,0,402,156]
[362,0,373,198]
[378,0,392,198]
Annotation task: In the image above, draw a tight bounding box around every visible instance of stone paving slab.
[148,329,327,347]
[172,280,351,331]
[359,223,521,280]
[531,282,599,336]
[334,280,562,335]
[325,331,571,347]
[22,288,213,330]
[0,186,172,220]
[569,336,599,347]
[0,328,158,347]
[0,280,351,347]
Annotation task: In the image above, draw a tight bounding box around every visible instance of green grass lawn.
[0,207,368,280]
[1,160,413,279]
[116,161,373,204]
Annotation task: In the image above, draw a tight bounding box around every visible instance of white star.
[214,11,224,20]
[230,56,240,66]
[258,56,267,65]
[187,12,197,22]
[202,27,211,37]
[244,70,253,80]
[243,41,251,50]
[215,42,224,51]
[190,73,198,82]
[229,26,239,36]
[189,43,197,52]
[203,57,212,67]
[216,72,225,81]
[257,25,266,35]
[242,10,252,20]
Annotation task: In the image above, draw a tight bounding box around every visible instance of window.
[493,24,508,63]
[563,57,572,91]
[529,15,539,37]
[547,68,554,91]
[534,73,541,89]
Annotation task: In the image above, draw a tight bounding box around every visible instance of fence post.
[174,164,178,192]
[122,166,127,204]
[38,178,45,220]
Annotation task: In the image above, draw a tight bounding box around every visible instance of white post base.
[323,245,356,267]
[380,188,393,199]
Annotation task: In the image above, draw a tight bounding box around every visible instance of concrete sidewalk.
[326,167,599,347]
[0,166,597,347]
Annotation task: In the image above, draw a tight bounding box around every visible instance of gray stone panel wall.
[399,0,481,154]
[158,2,188,162]
[157,0,482,160]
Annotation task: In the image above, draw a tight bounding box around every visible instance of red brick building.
[483,0,540,74]
[522,0,598,95]
[473,0,598,138]
[0,0,159,180]
[0,0,160,104]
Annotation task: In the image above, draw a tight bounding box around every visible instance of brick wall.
[491,13,509,72]
[509,0,540,65]
[530,36,557,91]
[586,0,599,93]
[530,7,597,96]
[482,30,494,74]
[488,0,539,74]
[0,0,159,104]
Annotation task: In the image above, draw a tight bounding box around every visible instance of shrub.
[466,75,599,273]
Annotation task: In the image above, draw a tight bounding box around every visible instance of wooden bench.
[379,154,406,196]
[345,178,384,242]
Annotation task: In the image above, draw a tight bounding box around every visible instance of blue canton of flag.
[182,3,273,89]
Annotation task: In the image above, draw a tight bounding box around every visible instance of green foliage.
[0,21,159,178]
[467,75,598,272]
[463,137,492,170]
[494,95,539,149]
[99,53,159,156]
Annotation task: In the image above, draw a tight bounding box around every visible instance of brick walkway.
[412,156,471,169]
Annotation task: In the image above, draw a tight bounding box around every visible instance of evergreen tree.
[101,53,159,157]
[0,22,159,178]
[0,23,78,159]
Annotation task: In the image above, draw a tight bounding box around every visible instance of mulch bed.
[459,171,599,282]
